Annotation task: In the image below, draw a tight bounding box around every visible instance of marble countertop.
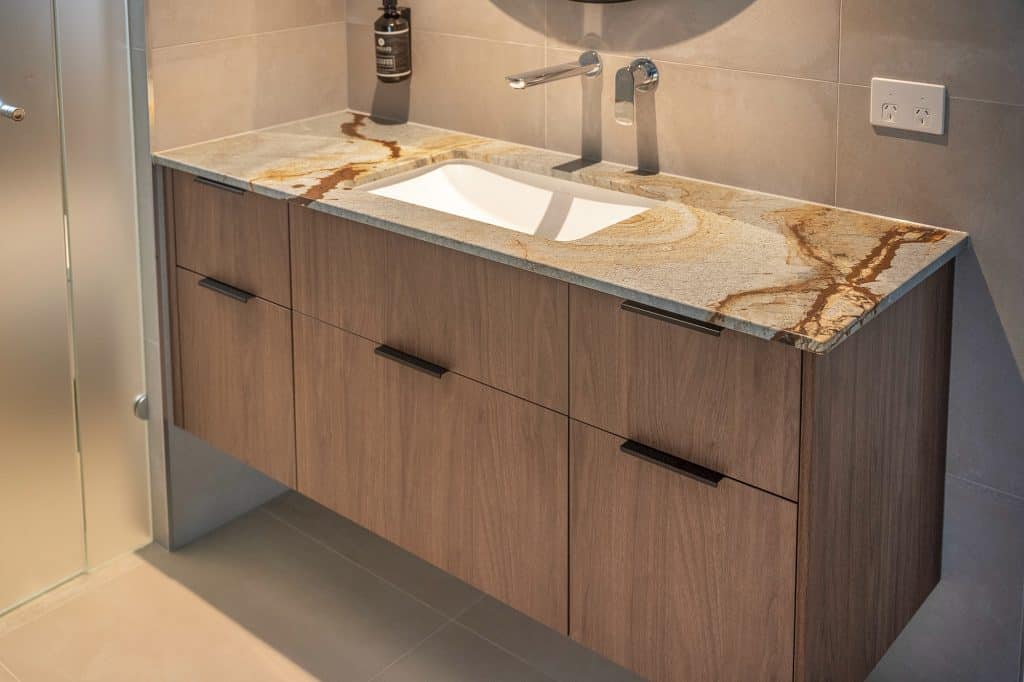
[154,111,967,354]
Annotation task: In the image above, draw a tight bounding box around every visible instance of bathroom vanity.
[155,112,966,682]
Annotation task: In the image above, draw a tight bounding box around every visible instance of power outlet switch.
[870,77,947,135]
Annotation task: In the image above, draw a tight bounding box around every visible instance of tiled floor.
[0,492,641,682]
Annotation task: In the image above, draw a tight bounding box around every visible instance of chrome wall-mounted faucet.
[506,51,602,89]
[614,58,659,126]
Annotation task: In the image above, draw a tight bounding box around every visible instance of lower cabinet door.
[570,420,796,682]
[293,315,568,632]
[293,313,392,538]
[386,349,569,632]
[176,268,295,486]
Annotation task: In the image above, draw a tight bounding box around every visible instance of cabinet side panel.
[795,264,953,681]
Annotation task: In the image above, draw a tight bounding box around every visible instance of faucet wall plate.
[615,58,659,127]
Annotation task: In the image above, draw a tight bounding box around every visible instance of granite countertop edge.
[153,112,969,355]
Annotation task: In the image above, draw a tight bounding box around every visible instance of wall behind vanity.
[147,0,349,151]
[346,3,1024,679]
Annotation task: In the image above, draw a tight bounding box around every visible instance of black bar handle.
[193,175,245,195]
[375,345,448,379]
[198,277,254,303]
[621,300,722,337]
[620,440,724,488]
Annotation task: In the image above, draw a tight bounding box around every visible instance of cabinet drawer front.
[293,313,391,538]
[177,268,295,486]
[570,286,800,499]
[386,359,568,632]
[172,170,290,306]
[294,314,568,632]
[386,233,569,413]
[570,421,796,682]
[290,205,387,340]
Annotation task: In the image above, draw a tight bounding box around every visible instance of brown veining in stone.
[712,206,950,341]
[341,113,402,161]
[155,111,967,353]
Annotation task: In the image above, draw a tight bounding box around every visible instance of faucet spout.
[615,58,659,126]
[506,51,602,90]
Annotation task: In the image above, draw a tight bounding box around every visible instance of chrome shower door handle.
[0,100,26,122]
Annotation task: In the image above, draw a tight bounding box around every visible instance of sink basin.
[363,160,656,242]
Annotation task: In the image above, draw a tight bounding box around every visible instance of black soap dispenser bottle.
[375,0,412,83]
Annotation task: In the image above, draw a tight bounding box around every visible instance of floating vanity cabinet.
[570,286,801,499]
[171,169,290,307]
[570,421,797,681]
[293,314,568,631]
[161,166,954,682]
[175,268,295,486]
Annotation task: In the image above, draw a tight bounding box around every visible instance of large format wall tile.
[547,0,840,81]
[836,85,1024,497]
[148,0,346,49]
[151,22,347,150]
[841,0,1024,105]
[348,26,546,147]
[347,0,545,46]
[545,50,838,204]
[868,476,1024,681]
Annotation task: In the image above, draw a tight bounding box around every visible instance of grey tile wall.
[343,2,1024,678]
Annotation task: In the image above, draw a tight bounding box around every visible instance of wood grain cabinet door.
[176,268,295,486]
[385,233,569,413]
[570,285,801,499]
[383,349,569,633]
[172,170,290,306]
[570,421,796,682]
[292,314,392,538]
[290,205,387,340]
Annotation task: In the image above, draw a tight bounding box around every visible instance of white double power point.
[870,77,947,136]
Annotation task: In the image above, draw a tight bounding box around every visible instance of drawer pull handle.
[621,300,722,337]
[198,277,254,303]
[375,345,448,379]
[620,440,724,487]
[193,175,245,195]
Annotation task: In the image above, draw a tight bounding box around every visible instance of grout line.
[835,82,1024,109]
[947,473,1024,503]
[149,19,347,51]
[365,620,452,682]
[258,506,476,620]
[449,620,560,682]
[365,593,488,682]
[0,659,20,682]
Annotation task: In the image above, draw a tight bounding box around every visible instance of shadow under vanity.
[155,112,966,682]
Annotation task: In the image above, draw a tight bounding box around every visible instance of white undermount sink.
[363,160,656,242]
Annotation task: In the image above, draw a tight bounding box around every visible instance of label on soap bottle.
[375,29,411,80]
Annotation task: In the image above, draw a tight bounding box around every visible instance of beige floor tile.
[0,553,143,638]
[0,511,448,681]
[0,561,313,682]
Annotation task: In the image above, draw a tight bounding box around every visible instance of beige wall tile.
[150,23,347,151]
[150,36,260,150]
[148,0,346,48]
[836,86,1023,360]
[348,25,546,147]
[547,0,841,81]
[546,50,838,204]
[840,0,1024,105]
[348,0,546,45]
[253,22,348,130]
